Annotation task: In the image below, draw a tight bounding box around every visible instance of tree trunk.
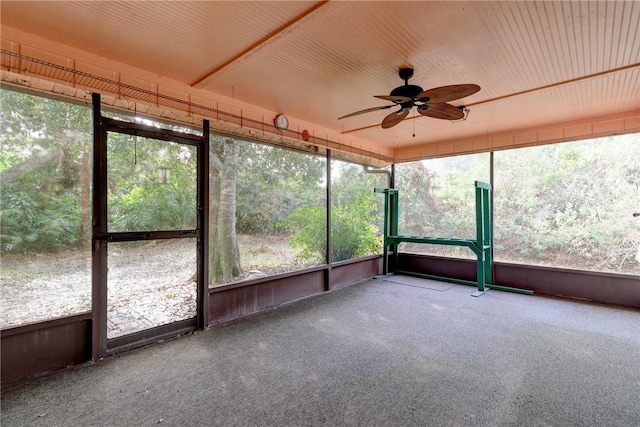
[0,145,58,184]
[209,137,241,284]
[78,148,91,248]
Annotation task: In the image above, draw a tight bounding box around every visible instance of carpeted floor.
[2,276,639,426]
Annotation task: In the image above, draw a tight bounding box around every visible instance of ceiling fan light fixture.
[450,106,469,123]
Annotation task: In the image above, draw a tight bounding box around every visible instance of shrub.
[284,204,381,263]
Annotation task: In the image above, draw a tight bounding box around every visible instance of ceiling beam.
[191,0,331,88]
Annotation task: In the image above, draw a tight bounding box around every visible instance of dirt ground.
[0,235,306,336]
[3,236,637,335]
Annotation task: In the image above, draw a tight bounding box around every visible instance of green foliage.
[493,136,640,272]
[284,161,385,263]
[1,89,91,254]
[331,206,381,261]
[107,135,197,232]
[235,142,326,234]
[396,156,490,241]
[2,88,638,274]
[284,204,381,263]
[1,88,199,254]
[397,143,640,274]
[1,190,80,253]
[283,207,326,263]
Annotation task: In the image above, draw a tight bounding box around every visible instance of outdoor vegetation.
[0,89,385,329]
[493,138,640,272]
[1,88,639,330]
[286,160,386,264]
[395,154,490,259]
[396,139,640,273]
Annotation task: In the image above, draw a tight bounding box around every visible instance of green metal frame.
[375,181,532,296]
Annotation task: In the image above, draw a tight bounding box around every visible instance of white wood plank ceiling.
[1,1,639,156]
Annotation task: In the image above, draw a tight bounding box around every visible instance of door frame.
[91,93,209,359]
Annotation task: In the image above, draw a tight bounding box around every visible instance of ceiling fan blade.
[381,108,410,129]
[338,104,395,120]
[417,84,481,103]
[417,103,465,120]
[374,95,412,104]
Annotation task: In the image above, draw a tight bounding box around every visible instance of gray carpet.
[2,277,639,426]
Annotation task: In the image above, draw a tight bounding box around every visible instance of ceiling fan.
[338,68,480,129]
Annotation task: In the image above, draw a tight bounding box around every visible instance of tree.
[208,138,327,282]
[235,142,326,235]
[208,135,241,284]
[0,89,92,252]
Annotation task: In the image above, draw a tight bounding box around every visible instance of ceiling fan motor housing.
[390,84,424,99]
[392,68,423,100]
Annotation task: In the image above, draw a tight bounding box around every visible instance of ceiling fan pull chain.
[413,114,416,137]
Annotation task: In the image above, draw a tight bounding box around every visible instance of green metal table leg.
[482,187,493,285]
[472,251,488,297]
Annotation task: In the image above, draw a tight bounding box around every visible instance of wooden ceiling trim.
[465,62,640,108]
[190,1,330,88]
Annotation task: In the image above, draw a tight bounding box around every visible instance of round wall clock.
[274,114,289,131]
